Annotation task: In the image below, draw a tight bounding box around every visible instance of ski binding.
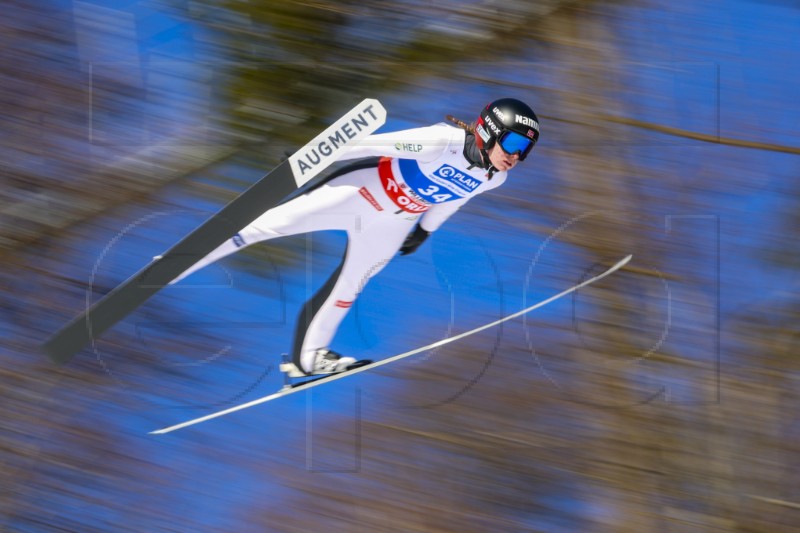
[279,355,373,388]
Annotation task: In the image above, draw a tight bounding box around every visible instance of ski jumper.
[171,123,509,373]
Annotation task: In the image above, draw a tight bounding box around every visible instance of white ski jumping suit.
[172,122,509,373]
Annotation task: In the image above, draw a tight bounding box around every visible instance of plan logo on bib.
[431,164,481,196]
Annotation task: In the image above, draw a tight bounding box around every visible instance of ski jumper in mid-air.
[169,98,541,376]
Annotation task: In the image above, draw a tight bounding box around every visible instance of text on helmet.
[516,114,539,130]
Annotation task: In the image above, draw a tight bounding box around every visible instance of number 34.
[418,184,452,203]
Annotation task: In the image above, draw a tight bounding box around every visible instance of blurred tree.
[720,192,800,531]
[191,0,561,146]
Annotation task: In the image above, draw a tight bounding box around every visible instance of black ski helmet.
[475,98,540,160]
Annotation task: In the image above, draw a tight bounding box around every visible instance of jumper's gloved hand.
[399,225,430,255]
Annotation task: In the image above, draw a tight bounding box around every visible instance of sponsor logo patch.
[359,186,383,211]
[431,164,482,194]
[394,142,423,152]
[475,124,491,143]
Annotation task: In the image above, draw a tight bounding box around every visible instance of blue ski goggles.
[498,130,535,158]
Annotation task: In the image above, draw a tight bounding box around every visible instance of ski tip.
[607,254,632,273]
[598,255,632,279]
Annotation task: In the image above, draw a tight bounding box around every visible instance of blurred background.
[1,0,798,531]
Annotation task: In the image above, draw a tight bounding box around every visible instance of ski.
[42,99,387,365]
[149,254,632,435]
